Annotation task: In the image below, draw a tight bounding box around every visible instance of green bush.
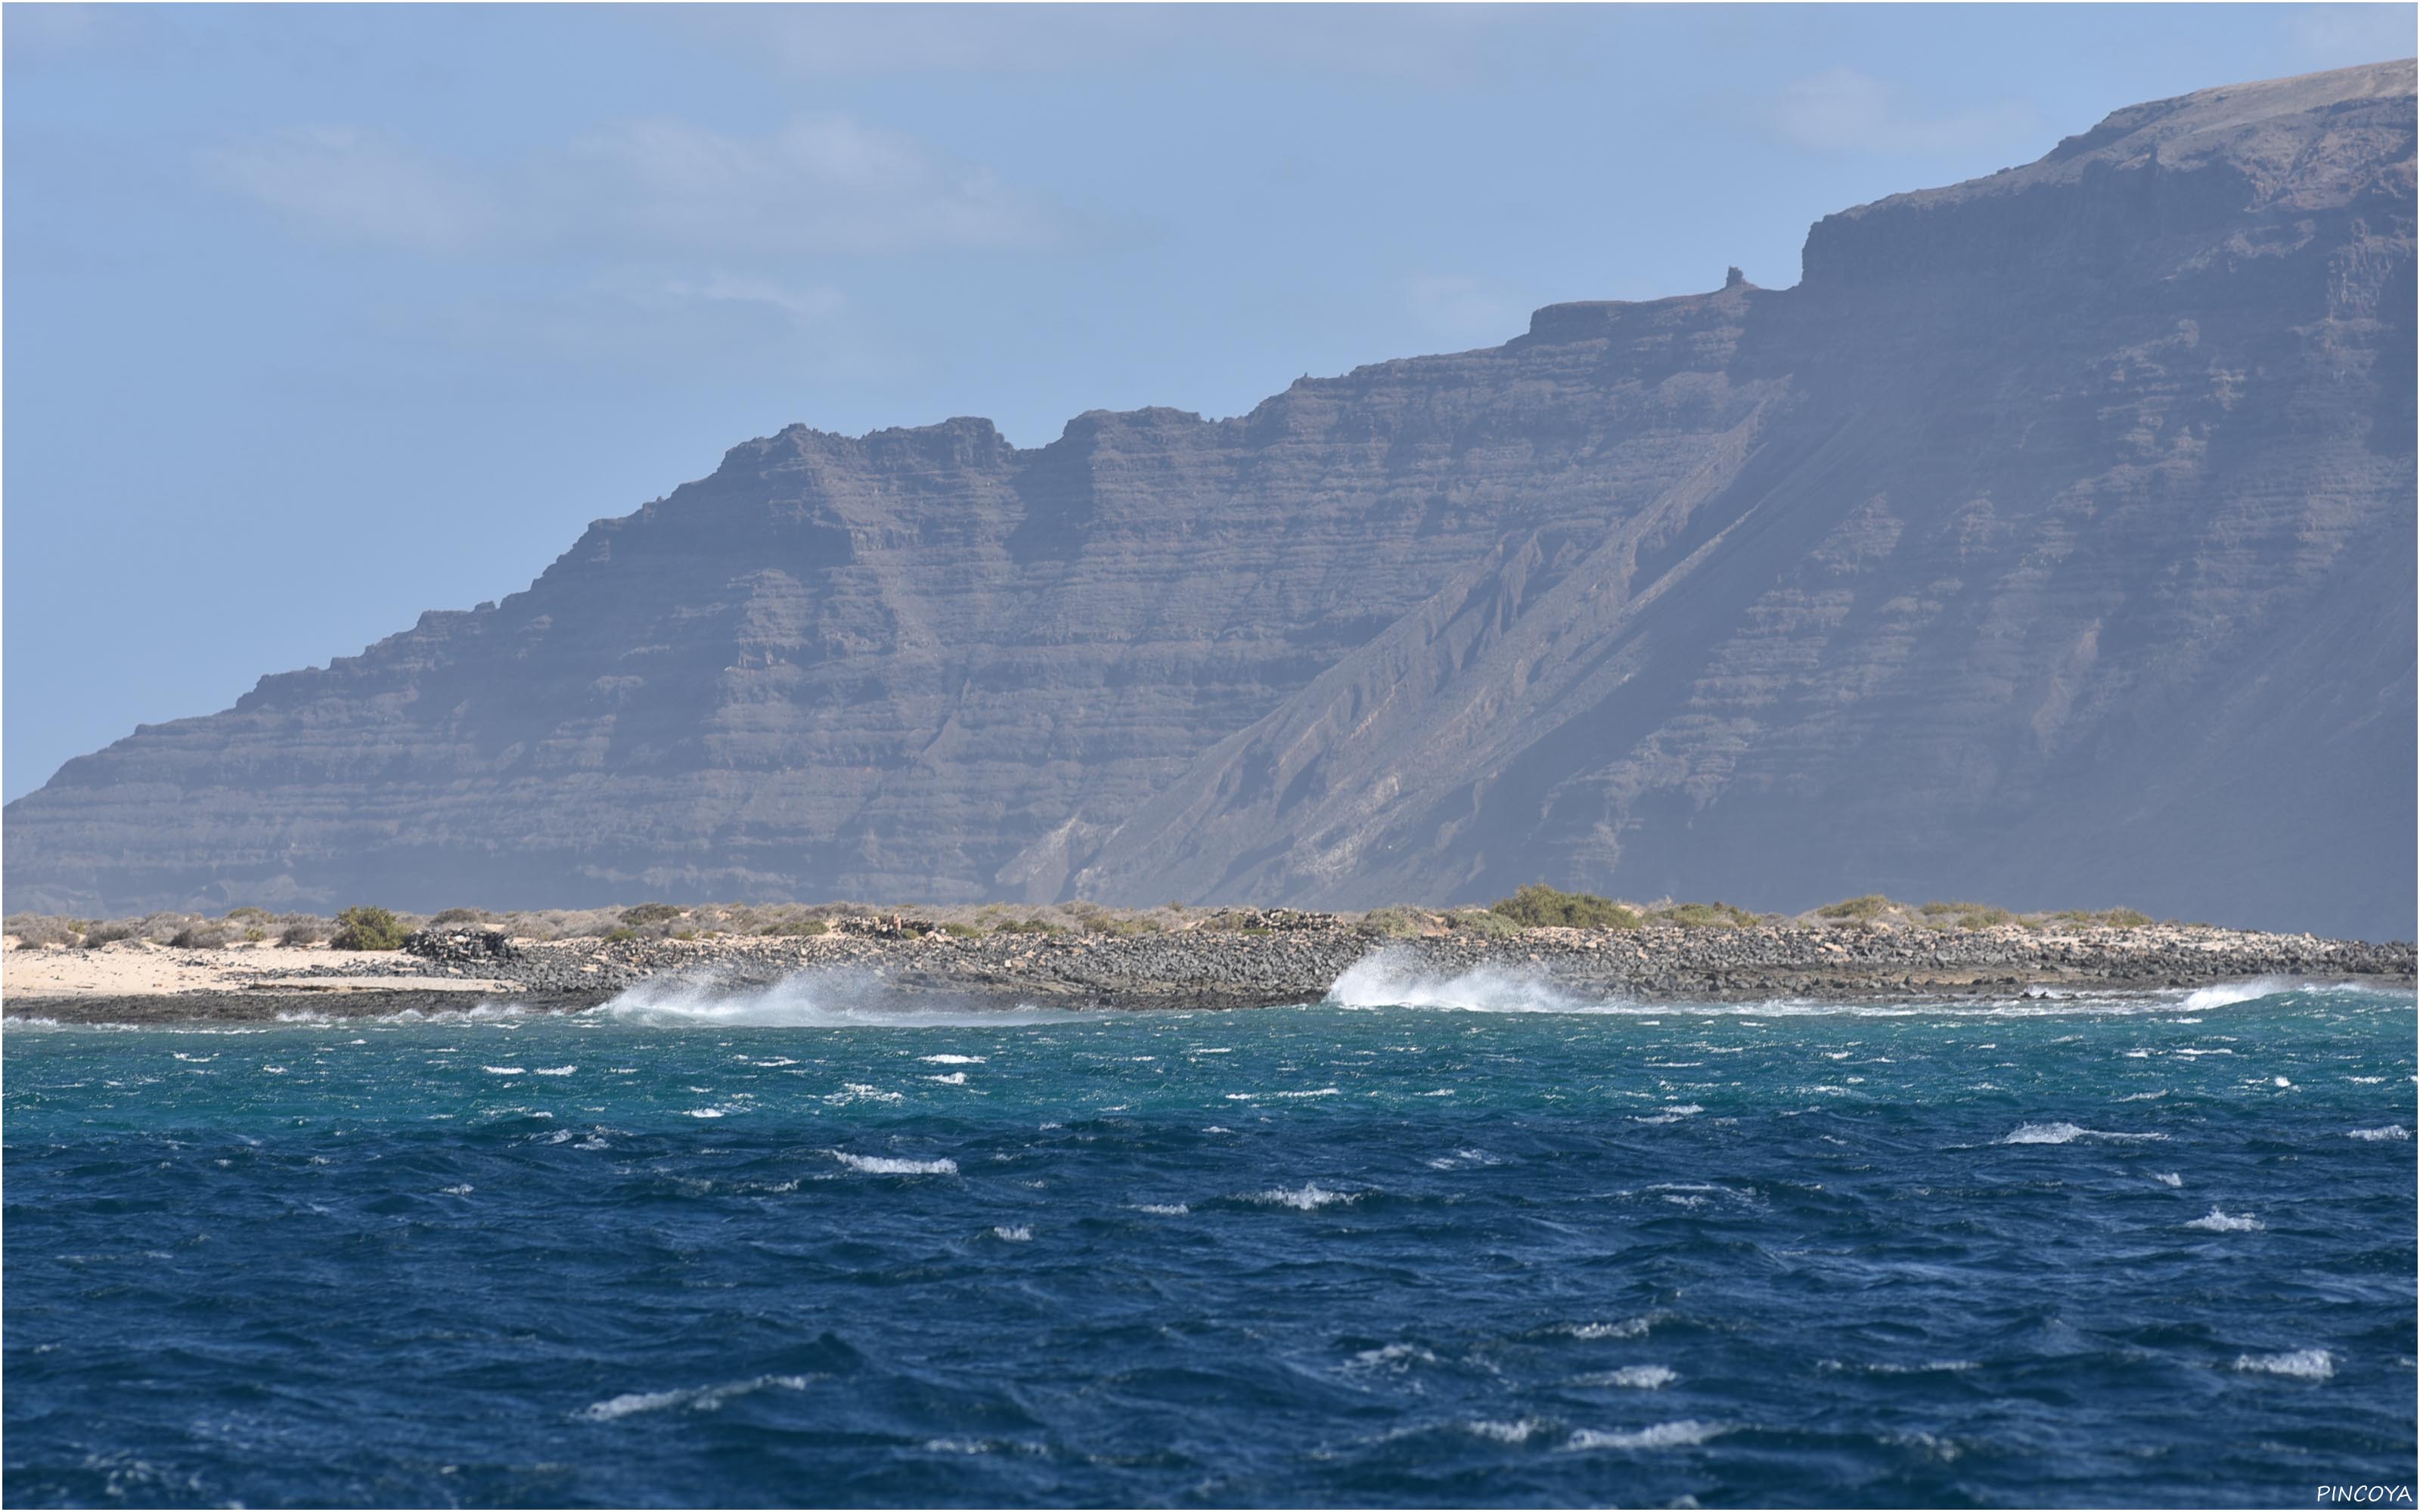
[619,903,684,928]
[169,925,231,950]
[1357,906,1427,939]
[995,918,1068,936]
[1817,894,1894,922]
[1655,901,1756,929]
[428,906,489,926]
[758,919,830,937]
[278,919,326,947]
[2100,907,2153,929]
[1444,908,1522,937]
[1958,907,2013,929]
[939,922,984,938]
[1489,884,1640,930]
[329,906,410,952]
[224,905,270,922]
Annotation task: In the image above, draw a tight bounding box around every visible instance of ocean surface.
[6,962,2415,1507]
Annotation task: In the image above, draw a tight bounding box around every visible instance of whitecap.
[926,1072,969,1085]
[920,1054,985,1064]
[2001,1122,2166,1145]
[532,1065,577,1077]
[1554,1319,1651,1340]
[2234,1348,2332,1380]
[1586,1365,1676,1389]
[989,1225,1032,1242]
[2154,1172,2183,1186]
[579,1374,810,1421]
[1463,1418,1550,1443]
[830,1151,957,1176]
[2349,1125,2409,1141]
[481,1066,524,1076]
[1134,1203,1190,1216]
[1249,1183,1357,1210]
[2186,1207,2262,1232]
[1348,1342,1436,1370]
[1565,1420,1726,1451]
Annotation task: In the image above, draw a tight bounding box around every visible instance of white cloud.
[1767,68,2042,156]
[200,113,1070,257]
[2279,4,2418,67]
[563,116,1065,255]
[198,127,500,253]
[1401,274,1523,346]
[589,269,849,328]
[669,4,1533,85]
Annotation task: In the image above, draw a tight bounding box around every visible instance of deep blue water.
[6,965,2415,1507]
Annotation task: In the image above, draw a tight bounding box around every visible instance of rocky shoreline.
[6,919,2410,1024]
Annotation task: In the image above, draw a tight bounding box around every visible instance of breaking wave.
[1329,951,1584,1013]
[2233,1348,2332,1380]
[828,1151,957,1176]
[594,968,1074,1029]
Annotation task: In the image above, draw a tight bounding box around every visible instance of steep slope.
[8,60,2413,936]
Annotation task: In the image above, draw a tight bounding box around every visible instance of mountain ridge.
[9,60,2414,937]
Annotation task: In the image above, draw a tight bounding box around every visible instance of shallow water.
[5,970,2414,1507]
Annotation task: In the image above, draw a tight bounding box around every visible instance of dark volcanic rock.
[402,928,521,965]
[5,62,2413,937]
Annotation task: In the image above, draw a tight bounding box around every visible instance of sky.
[5,2,2413,802]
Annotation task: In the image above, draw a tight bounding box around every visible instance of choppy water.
[6,964,2414,1507]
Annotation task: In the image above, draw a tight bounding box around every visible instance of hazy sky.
[5,2,2412,801]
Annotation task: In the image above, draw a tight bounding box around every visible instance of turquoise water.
[5,969,2414,1506]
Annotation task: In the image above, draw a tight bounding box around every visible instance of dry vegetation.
[0,888,2190,954]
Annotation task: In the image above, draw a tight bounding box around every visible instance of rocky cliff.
[10,61,2414,937]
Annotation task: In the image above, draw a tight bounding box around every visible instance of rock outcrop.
[8,61,2413,937]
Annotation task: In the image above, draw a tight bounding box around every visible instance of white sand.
[1,938,513,998]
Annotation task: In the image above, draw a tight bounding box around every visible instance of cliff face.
[10,61,2414,937]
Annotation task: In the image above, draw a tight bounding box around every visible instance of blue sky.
[6,2,2412,801]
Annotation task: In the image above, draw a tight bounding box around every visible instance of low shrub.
[1489,884,1640,930]
[224,905,270,922]
[757,920,830,937]
[428,907,490,926]
[2046,906,2155,930]
[279,920,327,947]
[1444,908,1522,937]
[1357,906,1428,939]
[1655,901,1756,929]
[1817,894,1894,922]
[82,921,138,949]
[620,903,685,928]
[244,928,267,943]
[169,925,231,950]
[6,916,85,948]
[939,922,984,938]
[601,927,638,943]
[329,906,410,952]
[995,919,1067,937]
